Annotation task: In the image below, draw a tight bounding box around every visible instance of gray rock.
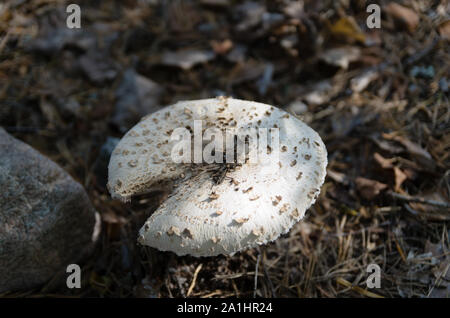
[0,128,97,293]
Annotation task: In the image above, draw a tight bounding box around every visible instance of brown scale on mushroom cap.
[108,98,327,257]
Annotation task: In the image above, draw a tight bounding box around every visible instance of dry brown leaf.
[79,50,117,85]
[355,177,388,200]
[102,211,128,241]
[351,69,379,92]
[39,97,64,129]
[371,135,403,154]
[385,3,420,33]
[112,69,164,132]
[283,1,304,19]
[226,61,267,85]
[382,133,435,170]
[210,39,233,55]
[408,192,450,221]
[327,17,366,43]
[233,1,265,32]
[390,135,432,159]
[304,80,333,105]
[161,49,215,70]
[319,47,361,69]
[373,152,394,169]
[327,169,348,185]
[393,166,407,192]
[437,20,450,41]
[373,153,408,191]
[426,240,450,298]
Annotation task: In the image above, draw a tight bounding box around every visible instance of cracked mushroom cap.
[108,97,327,257]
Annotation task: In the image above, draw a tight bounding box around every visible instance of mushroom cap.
[108,97,327,257]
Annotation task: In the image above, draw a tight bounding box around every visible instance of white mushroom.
[107,97,327,257]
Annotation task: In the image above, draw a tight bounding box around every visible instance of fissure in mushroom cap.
[108,97,327,256]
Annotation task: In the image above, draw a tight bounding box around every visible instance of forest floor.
[0,0,449,297]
